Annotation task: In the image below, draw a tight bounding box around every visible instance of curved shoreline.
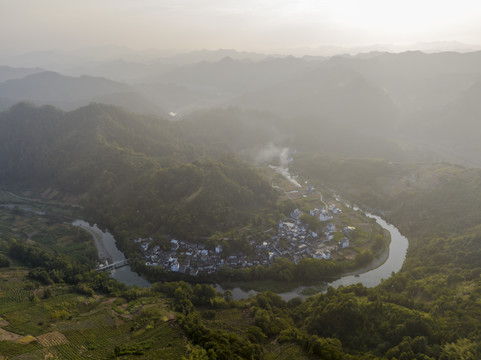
[325,214,407,290]
[72,212,407,300]
[73,220,113,263]
[218,213,408,300]
[341,230,391,277]
[72,220,151,287]
[217,226,392,297]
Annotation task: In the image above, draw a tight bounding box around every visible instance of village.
[136,197,356,276]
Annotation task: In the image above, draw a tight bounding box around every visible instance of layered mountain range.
[2,49,481,164]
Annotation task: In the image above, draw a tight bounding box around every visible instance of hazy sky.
[2,0,481,54]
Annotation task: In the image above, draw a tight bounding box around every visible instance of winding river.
[72,213,408,300]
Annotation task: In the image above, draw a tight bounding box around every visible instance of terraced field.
[0,269,188,359]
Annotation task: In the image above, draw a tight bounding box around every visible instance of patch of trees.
[0,253,11,267]
[149,281,262,359]
[300,213,324,233]
[241,284,441,359]
[179,313,262,360]
[213,257,343,284]
[6,238,126,296]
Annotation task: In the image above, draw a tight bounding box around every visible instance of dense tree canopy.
[0,103,277,241]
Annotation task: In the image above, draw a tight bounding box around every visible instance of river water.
[72,220,151,287]
[217,214,409,300]
[72,214,408,299]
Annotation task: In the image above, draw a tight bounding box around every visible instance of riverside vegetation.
[1,104,481,358]
[0,103,386,285]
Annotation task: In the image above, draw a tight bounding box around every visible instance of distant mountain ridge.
[3,50,481,164]
[0,71,130,101]
[0,71,166,116]
[156,56,320,94]
[233,64,399,132]
[0,65,44,83]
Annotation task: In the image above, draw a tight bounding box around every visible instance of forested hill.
[0,102,277,238]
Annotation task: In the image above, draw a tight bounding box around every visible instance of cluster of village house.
[136,203,354,276]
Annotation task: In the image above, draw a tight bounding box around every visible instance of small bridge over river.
[96,259,130,271]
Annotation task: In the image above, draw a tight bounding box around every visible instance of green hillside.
[6,104,481,358]
[0,102,277,240]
